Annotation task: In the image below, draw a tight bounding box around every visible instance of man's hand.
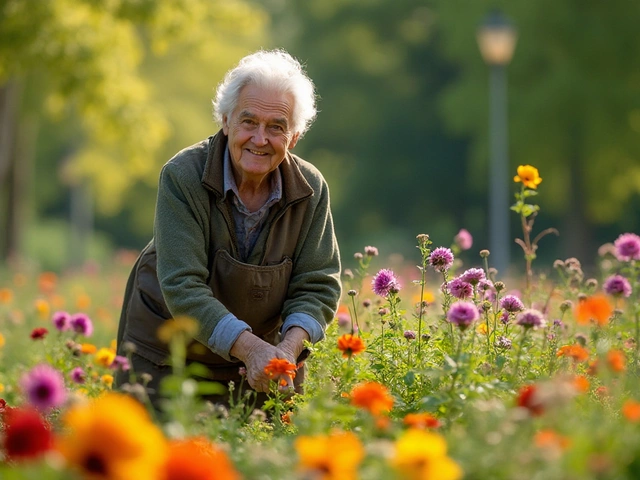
[277,326,310,363]
[230,331,295,393]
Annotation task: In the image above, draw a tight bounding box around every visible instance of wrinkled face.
[222,84,300,184]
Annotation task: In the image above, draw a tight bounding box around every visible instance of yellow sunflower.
[57,392,168,480]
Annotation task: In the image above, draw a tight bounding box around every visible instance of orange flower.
[38,272,57,294]
[337,334,366,358]
[574,294,613,327]
[264,358,297,380]
[556,345,589,363]
[163,437,240,480]
[572,375,590,393]
[295,430,364,480]
[0,288,13,305]
[534,429,571,450]
[350,382,394,416]
[606,349,626,372]
[514,165,542,189]
[622,400,640,422]
[80,343,97,354]
[403,412,441,429]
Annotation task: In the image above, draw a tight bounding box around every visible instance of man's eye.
[270,125,284,132]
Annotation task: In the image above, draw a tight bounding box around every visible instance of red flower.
[2,407,54,461]
[516,384,544,416]
[30,327,49,340]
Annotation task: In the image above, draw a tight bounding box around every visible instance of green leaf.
[404,371,415,386]
[196,381,227,396]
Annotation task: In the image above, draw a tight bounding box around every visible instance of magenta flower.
[603,274,632,298]
[52,311,71,332]
[403,330,416,340]
[70,313,93,337]
[500,295,525,313]
[447,278,473,299]
[110,356,131,372]
[447,301,480,330]
[460,268,486,285]
[70,367,86,384]
[614,233,640,261]
[20,364,67,412]
[371,269,400,297]
[429,247,454,273]
[516,309,546,330]
[337,311,351,329]
[454,229,473,251]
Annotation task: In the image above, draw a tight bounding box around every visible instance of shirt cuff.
[281,313,324,344]
[207,314,252,361]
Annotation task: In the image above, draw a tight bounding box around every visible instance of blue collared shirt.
[207,147,322,361]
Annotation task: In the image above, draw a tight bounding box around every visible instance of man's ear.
[289,132,301,150]
[222,115,230,135]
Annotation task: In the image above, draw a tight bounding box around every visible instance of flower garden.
[1,165,640,479]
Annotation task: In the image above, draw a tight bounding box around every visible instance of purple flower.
[460,268,486,285]
[477,279,495,292]
[70,313,93,337]
[603,274,632,298]
[404,330,416,340]
[429,247,454,273]
[70,367,86,384]
[52,311,71,331]
[447,301,480,330]
[495,336,512,350]
[614,233,640,261]
[454,229,473,251]
[364,246,379,257]
[516,309,546,330]
[111,355,131,372]
[447,278,473,299]
[500,295,525,313]
[20,364,67,411]
[500,311,511,324]
[371,269,400,297]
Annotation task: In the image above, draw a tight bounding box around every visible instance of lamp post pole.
[477,10,517,277]
[488,62,509,276]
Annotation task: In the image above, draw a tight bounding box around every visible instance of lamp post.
[477,10,517,276]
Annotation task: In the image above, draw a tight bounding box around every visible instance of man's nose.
[252,125,268,146]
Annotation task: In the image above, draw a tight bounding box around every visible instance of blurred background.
[1,0,639,275]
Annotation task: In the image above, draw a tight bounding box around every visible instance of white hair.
[212,50,317,137]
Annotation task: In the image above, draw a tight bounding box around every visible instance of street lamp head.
[477,10,518,66]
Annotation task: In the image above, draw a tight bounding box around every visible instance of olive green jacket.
[118,131,341,366]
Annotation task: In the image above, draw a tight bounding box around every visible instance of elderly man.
[115,50,341,408]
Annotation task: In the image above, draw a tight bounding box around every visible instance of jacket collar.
[202,130,314,204]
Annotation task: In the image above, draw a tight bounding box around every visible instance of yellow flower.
[101,374,114,388]
[476,323,488,335]
[0,383,5,393]
[514,165,542,189]
[34,298,50,320]
[157,316,199,344]
[76,293,92,310]
[58,393,168,480]
[95,347,116,367]
[0,332,5,348]
[295,430,365,480]
[392,429,463,480]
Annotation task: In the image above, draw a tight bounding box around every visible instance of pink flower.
[614,233,640,261]
[371,269,400,297]
[20,365,67,412]
[454,229,473,251]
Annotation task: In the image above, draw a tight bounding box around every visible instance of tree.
[434,0,640,263]
[0,0,267,263]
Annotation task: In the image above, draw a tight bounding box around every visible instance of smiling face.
[222,84,300,186]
